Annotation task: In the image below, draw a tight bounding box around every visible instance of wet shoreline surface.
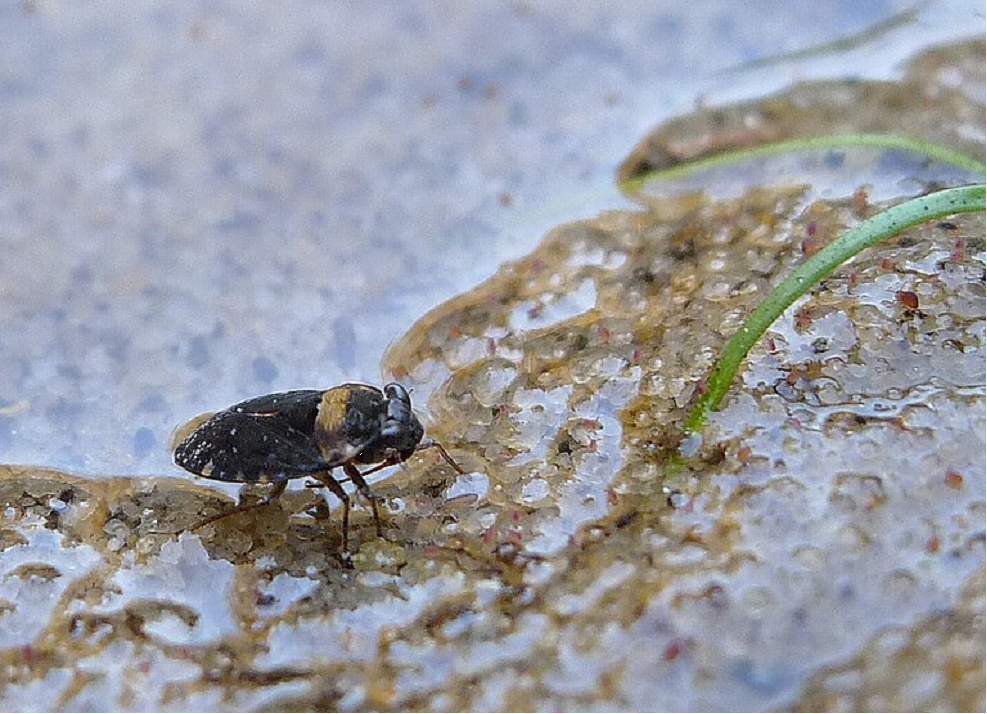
[2,3,985,711]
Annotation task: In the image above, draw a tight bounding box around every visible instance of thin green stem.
[683,183,986,434]
[622,133,985,190]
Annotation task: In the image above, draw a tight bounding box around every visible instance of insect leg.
[343,462,383,537]
[352,456,400,479]
[302,457,396,491]
[191,480,288,530]
[313,471,351,553]
[266,479,288,501]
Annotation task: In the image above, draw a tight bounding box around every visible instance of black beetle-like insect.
[173,382,462,551]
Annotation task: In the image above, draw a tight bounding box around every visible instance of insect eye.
[384,382,411,405]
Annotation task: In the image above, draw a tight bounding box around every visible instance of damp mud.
[2,38,985,712]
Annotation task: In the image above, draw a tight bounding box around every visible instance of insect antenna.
[416,438,465,474]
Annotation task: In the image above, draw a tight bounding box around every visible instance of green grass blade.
[622,133,985,189]
[683,183,987,435]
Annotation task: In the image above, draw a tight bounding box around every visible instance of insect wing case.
[174,390,326,483]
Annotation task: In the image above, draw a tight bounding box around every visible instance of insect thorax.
[314,384,385,464]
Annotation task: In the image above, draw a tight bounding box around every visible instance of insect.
[173,382,463,552]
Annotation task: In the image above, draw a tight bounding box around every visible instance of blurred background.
[0,0,979,476]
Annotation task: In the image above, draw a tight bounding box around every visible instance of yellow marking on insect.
[316,386,351,434]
